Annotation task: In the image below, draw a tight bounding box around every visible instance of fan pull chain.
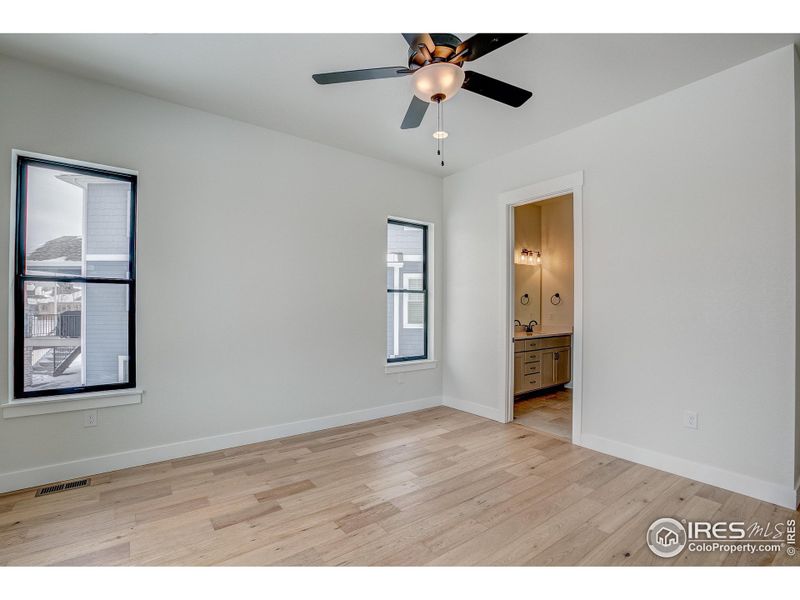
[435,98,445,168]
[440,101,445,168]
[436,99,441,160]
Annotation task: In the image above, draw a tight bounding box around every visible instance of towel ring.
[520,293,529,306]
[550,293,561,306]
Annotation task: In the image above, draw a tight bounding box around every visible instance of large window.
[387,219,428,362]
[13,155,137,399]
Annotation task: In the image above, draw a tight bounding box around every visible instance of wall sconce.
[516,249,542,265]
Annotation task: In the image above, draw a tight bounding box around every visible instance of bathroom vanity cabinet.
[513,334,571,395]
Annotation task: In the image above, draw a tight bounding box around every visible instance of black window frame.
[386,218,428,363]
[13,155,137,399]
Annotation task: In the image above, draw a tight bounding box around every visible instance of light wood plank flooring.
[0,407,797,566]
[514,387,572,440]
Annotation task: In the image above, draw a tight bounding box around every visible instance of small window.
[387,219,428,362]
[13,155,137,399]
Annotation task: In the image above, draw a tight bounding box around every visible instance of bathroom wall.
[513,202,542,325]
[540,194,574,327]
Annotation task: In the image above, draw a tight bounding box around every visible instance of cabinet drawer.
[523,361,540,375]
[539,335,571,349]
[523,339,542,351]
[524,350,541,363]
[523,374,541,389]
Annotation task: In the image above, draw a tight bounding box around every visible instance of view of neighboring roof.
[27,235,81,262]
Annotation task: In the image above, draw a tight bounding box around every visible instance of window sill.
[385,359,438,374]
[2,389,143,419]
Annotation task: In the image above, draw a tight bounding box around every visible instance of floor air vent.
[35,478,90,497]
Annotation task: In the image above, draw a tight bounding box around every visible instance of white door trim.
[497,171,584,444]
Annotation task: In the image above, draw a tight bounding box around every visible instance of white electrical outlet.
[84,409,98,428]
[684,410,698,430]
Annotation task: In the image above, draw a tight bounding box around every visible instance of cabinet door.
[554,348,571,385]
[540,349,555,388]
[513,353,524,394]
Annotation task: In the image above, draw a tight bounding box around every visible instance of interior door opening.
[510,193,575,441]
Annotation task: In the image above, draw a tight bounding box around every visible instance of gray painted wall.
[794,46,800,495]
[0,55,443,479]
[443,46,798,505]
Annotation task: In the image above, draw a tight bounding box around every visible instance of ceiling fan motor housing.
[407,33,463,67]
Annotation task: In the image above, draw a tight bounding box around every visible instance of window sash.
[386,219,428,363]
[13,156,137,399]
[15,156,136,284]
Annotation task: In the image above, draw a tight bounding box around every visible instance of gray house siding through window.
[84,182,130,385]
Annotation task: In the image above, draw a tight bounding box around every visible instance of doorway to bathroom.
[498,172,583,444]
[511,194,574,440]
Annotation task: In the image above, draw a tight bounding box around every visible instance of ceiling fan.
[312,33,533,130]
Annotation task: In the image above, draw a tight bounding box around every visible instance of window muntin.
[14,156,136,399]
[387,220,427,362]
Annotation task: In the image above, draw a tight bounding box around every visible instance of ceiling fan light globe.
[412,63,465,102]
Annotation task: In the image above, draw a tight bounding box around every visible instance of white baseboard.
[0,395,442,494]
[442,396,504,423]
[7,395,794,511]
[580,433,797,510]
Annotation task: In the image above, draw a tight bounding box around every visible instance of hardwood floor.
[514,387,572,440]
[0,406,797,566]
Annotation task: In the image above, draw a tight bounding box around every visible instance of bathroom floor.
[513,387,572,441]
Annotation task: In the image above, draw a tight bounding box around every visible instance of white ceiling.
[0,33,797,176]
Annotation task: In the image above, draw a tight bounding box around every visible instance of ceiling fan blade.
[312,67,411,85]
[456,33,527,62]
[402,33,435,54]
[461,71,533,108]
[401,96,429,129]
